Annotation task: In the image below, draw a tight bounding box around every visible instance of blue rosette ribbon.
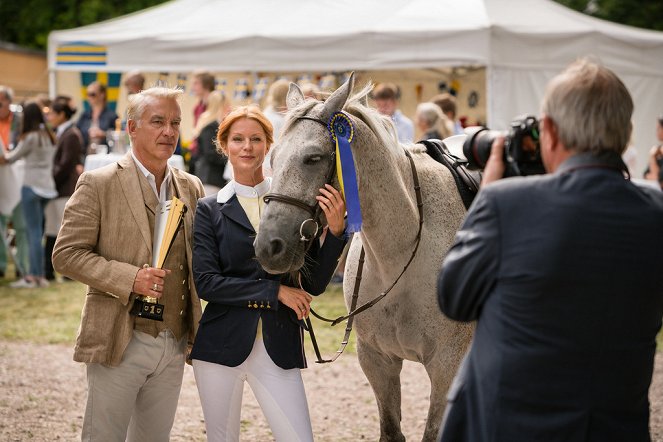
[328,112,362,233]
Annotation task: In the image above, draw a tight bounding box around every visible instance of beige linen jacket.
[53,153,205,366]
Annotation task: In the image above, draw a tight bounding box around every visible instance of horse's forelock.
[281,99,320,136]
[279,81,401,156]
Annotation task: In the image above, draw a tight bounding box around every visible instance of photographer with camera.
[436,59,663,441]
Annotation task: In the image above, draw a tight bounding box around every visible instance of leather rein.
[262,114,424,363]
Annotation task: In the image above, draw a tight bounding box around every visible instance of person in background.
[437,59,663,441]
[76,81,118,154]
[0,85,28,280]
[192,90,230,196]
[263,79,289,142]
[53,87,204,440]
[43,96,84,282]
[190,105,347,441]
[124,71,146,96]
[415,101,453,141]
[300,82,321,100]
[371,82,414,143]
[431,92,464,135]
[621,127,638,177]
[644,115,663,189]
[0,101,57,288]
[261,79,290,177]
[189,71,216,175]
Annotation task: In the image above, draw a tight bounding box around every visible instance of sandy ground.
[0,341,661,441]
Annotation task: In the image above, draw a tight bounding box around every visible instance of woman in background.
[43,96,84,281]
[76,81,118,154]
[190,105,346,441]
[415,101,453,141]
[0,102,57,288]
[192,90,230,196]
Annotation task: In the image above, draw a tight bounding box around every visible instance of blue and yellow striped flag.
[57,42,107,66]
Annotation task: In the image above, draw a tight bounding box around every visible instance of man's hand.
[132,266,171,298]
[277,285,313,320]
[481,135,506,187]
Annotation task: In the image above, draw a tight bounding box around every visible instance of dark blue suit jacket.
[437,152,663,442]
[190,189,346,370]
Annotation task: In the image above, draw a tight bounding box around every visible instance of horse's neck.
[355,142,420,265]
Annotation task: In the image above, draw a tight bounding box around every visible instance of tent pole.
[48,69,57,99]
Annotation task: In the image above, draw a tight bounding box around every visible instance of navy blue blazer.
[437,152,663,442]
[190,184,346,370]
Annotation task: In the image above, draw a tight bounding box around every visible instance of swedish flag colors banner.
[57,42,107,66]
[252,77,269,102]
[80,72,121,113]
[234,78,249,101]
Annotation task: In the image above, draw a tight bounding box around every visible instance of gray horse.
[254,74,473,441]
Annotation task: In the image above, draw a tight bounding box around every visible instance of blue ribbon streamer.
[329,112,362,233]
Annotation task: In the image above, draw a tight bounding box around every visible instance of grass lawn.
[0,276,660,355]
[0,277,356,355]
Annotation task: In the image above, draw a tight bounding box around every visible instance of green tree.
[0,0,169,51]
[555,0,663,31]
[2,0,662,51]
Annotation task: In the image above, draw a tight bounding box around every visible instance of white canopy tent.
[49,0,663,172]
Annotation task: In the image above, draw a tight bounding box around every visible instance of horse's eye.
[303,155,322,165]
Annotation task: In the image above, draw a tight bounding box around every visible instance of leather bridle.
[263,115,336,247]
[262,112,425,364]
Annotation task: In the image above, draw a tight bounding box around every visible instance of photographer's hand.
[482,136,506,187]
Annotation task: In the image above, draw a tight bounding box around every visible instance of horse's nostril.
[269,238,285,257]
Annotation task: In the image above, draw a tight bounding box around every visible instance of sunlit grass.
[0,276,660,356]
[0,277,357,354]
[0,278,83,344]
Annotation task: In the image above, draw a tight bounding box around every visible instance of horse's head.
[254,74,358,274]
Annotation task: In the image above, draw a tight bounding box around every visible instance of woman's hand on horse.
[316,184,346,237]
[278,285,313,320]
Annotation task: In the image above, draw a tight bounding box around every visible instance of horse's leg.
[421,326,473,441]
[357,340,406,442]
[421,357,453,441]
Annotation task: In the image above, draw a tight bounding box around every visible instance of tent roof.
[48,0,663,73]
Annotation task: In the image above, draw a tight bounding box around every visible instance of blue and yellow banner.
[57,42,107,67]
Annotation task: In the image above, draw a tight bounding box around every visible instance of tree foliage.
[1,0,662,52]
[554,0,663,31]
[0,0,169,51]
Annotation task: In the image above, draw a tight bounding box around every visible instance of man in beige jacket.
[53,86,204,441]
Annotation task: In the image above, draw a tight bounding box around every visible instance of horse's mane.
[281,82,403,157]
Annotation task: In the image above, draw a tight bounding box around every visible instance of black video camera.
[462,115,545,177]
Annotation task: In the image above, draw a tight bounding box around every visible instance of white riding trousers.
[192,338,313,442]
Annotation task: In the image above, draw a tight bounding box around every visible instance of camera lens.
[462,127,501,170]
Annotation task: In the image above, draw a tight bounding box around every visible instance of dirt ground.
[0,340,661,441]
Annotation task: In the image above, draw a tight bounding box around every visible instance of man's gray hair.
[127,86,183,123]
[541,58,633,155]
[0,85,14,102]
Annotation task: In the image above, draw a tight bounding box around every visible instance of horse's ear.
[286,83,305,110]
[322,72,355,118]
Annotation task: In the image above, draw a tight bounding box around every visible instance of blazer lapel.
[220,196,255,233]
[116,153,152,254]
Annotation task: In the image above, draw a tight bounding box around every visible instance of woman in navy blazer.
[190,105,346,442]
